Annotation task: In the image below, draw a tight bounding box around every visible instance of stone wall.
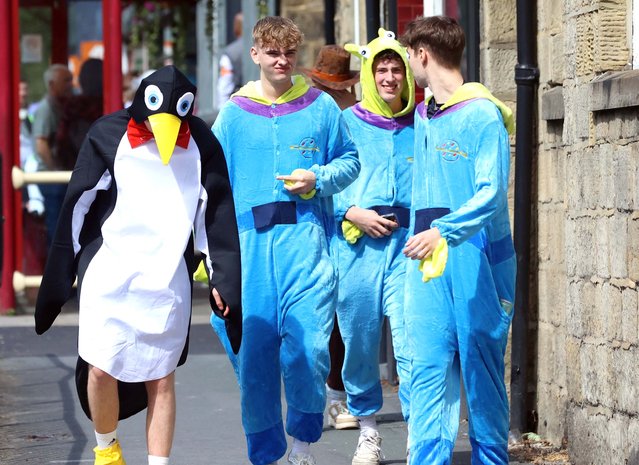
[535,0,639,461]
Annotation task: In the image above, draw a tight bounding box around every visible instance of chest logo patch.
[436,140,467,162]
[290,137,320,159]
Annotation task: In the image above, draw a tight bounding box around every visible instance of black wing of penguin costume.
[34,66,242,420]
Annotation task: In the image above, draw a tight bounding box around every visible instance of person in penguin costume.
[34,65,242,465]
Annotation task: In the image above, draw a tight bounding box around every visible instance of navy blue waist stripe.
[414,207,451,234]
[252,201,297,230]
[370,205,410,229]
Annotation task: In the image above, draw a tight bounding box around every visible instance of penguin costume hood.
[35,65,242,420]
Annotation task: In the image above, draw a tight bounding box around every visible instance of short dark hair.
[400,16,465,70]
[372,49,406,73]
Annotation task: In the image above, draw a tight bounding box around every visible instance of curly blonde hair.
[252,16,304,49]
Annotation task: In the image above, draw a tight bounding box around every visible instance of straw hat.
[299,45,360,90]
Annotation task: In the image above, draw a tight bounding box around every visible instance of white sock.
[357,414,378,436]
[290,438,311,456]
[326,384,347,404]
[148,455,169,465]
[95,429,117,449]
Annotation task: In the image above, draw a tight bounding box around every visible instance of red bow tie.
[127,118,191,149]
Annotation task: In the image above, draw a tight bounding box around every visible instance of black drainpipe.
[365,0,380,41]
[324,0,336,44]
[387,0,397,33]
[510,0,539,439]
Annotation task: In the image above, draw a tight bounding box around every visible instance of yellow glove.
[341,220,364,244]
[284,169,316,200]
[193,260,209,284]
[418,238,448,282]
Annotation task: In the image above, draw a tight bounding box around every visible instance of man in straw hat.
[301,44,361,435]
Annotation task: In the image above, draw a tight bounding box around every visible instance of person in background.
[300,44,360,432]
[31,63,74,246]
[212,16,359,465]
[400,16,516,465]
[333,30,415,465]
[19,77,47,304]
[55,58,104,172]
[216,11,244,109]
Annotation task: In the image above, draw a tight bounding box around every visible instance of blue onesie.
[406,83,516,465]
[335,29,415,421]
[212,75,359,465]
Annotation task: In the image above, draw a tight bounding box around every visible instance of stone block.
[575,217,597,277]
[563,19,578,80]
[564,218,577,276]
[589,71,639,112]
[567,403,610,463]
[580,344,610,411]
[566,280,585,337]
[575,13,594,77]
[607,413,631,464]
[595,216,611,279]
[621,287,638,345]
[609,214,628,279]
[541,87,564,121]
[609,347,639,414]
[565,337,583,401]
[629,217,639,282]
[482,0,516,44]
[480,46,517,99]
[601,281,622,341]
[536,382,567,444]
[594,6,630,73]
[611,144,635,211]
[597,144,615,210]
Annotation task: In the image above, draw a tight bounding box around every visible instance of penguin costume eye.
[176,92,194,117]
[144,85,164,111]
[385,31,396,39]
[359,46,371,58]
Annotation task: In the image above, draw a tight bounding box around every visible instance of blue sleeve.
[431,115,510,246]
[308,101,360,200]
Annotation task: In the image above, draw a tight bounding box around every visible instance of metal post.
[103,0,123,113]
[0,0,19,311]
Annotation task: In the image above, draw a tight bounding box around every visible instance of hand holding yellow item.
[418,238,448,282]
[342,220,364,244]
[282,168,316,200]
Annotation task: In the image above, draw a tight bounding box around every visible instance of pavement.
[0,285,530,465]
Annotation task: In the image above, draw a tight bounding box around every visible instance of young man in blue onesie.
[400,16,516,465]
[211,16,360,465]
[333,30,415,465]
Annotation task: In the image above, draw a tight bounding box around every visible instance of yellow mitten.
[341,220,364,244]
[418,238,448,282]
[285,169,316,200]
[193,260,209,284]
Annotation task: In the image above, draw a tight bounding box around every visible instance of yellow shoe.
[93,440,126,465]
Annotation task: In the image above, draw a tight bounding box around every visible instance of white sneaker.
[352,431,382,465]
[287,451,316,465]
[327,400,358,430]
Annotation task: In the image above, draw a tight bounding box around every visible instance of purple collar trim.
[351,103,414,129]
[417,101,427,119]
[230,87,322,117]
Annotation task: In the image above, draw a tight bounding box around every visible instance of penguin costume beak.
[148,113,182,165]
[127,66,197,165]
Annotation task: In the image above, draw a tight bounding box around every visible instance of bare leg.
[145,372,176,457]
[88,365,119,433]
